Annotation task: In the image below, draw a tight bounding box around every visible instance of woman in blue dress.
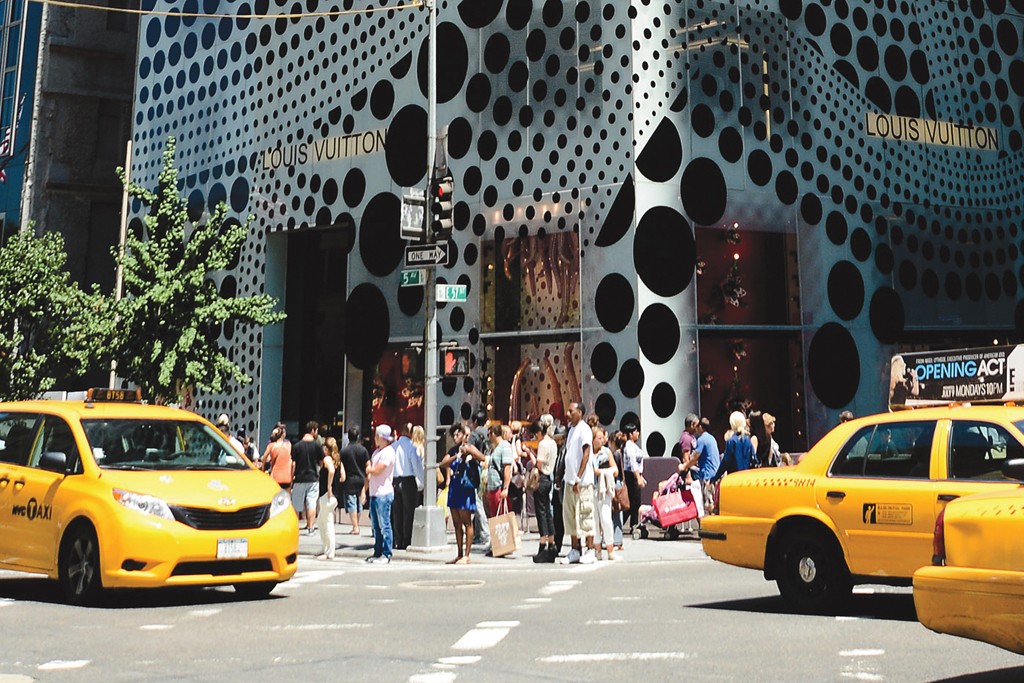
[440,422,485,564]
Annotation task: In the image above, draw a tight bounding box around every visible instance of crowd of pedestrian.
[212,399,821,565]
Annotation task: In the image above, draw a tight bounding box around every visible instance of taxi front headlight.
[112,488,174,520]
[269,489,292,519]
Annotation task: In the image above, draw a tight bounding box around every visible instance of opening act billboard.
[889,346,1024,409]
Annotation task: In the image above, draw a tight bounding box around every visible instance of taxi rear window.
[82,419,248,470]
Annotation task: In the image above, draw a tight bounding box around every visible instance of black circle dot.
[651,382,676,418]
[807,322,860,409]
[591,342,618,383]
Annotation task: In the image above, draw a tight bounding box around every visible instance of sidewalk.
[297,510,706,565]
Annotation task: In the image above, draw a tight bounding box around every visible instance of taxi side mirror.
[1001,458,1024,482]
[39,451,68,474]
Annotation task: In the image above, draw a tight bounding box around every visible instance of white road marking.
[437,656,481,665]
[586,619,630,625]
[371,598,398,604]
[0,598,14,607]
[511,604,540,610]
[266,623,371,631]
[840,649,885,657]
[836,616,859,622]
[840,673,884,681]
[609,596,644,601]
[291,570,348,584]
[477,620,519,628]
[0,675,35,683]
[409,673,456,683]
[38,660,90,671]
[139,624,174,631]
[539,652,690,663]
[524,597,551,603]
[539,580,579,596]
[189,608,222,618]
[451,627,511,651]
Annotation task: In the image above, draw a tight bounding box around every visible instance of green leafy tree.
[0,229,113,400]
[113,137,285,404]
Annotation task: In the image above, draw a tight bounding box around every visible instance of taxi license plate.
[217,538,248,559]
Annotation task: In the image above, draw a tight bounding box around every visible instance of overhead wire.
[25,0,423,19]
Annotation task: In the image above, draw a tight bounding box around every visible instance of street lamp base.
[409,505,449,550]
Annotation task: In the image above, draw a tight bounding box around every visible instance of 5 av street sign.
[405,243,450,267]
[400,269,425,287]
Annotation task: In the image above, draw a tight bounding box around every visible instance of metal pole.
[410,0,446,550]
[109,139,132,389]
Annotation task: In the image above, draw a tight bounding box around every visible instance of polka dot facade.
[130,0,1024,445]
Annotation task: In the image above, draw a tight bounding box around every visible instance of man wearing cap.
[216,414,244,455]
[365,424,397,563]
[693,417,722,515]
[622,422,645,533]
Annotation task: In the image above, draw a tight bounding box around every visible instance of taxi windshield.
[81,418,249,470]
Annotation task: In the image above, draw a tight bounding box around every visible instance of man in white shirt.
[560,402,596,564]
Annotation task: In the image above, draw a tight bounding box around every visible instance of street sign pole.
[411,0,446,552]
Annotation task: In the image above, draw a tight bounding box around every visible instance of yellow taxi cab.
[699,404,1024,613]
[0,390,298,604]
[913,458,1024,654]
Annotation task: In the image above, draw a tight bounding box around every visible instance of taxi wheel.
[234,581,277,599]
[775,529,851,615]
[59,524,104,606]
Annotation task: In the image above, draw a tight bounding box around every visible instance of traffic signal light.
[430,174,454,239]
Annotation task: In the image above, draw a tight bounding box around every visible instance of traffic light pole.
[410,0,447,551]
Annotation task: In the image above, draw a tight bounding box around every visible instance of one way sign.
[405,243,450,268]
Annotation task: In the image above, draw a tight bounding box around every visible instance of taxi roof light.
[86,388,142,404]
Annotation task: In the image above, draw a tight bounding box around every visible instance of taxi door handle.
[12,476,26,489]
[0,474,9,487]
[937,494,959,502]
[826,491,846,500]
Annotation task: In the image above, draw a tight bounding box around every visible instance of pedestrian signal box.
[442,347,470,377]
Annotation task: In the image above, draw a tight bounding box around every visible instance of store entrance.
[279,226,352,435]
[481,335,582,425]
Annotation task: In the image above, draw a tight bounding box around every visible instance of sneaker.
[365,555,379,563]
[579,549,596,564]
[565,548,581,564]
[375,556,391,564]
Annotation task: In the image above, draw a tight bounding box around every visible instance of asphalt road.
[1,540,1022,683]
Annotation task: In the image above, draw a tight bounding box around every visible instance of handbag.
[652,488,698,527]
[487,499,520,557]
[613,483,630,512]
[525,467,541,492]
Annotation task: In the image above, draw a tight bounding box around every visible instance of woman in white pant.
[593,427,621,561]
[316,437,345,559]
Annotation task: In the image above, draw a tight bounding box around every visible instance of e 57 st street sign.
[405,243,450,267]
